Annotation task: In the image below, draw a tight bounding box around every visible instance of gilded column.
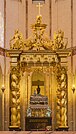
[10,57,21,129]
[28,73,32,106]
[56,65,68,130]
[45,73,49,100]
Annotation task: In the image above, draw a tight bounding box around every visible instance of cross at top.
[36,3,43,15]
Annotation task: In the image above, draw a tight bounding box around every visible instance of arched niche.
[31,71,45,95]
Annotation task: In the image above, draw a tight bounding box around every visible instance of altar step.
[0,131,76,134]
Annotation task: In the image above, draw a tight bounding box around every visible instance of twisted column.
[10,65,20,127]
[60,68,67,126]
[56,65,68,129]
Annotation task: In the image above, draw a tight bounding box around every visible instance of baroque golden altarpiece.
[7,15,70,130]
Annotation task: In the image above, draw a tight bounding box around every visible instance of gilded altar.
[7,14,70,130]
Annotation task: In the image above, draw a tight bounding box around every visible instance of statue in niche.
[37,85,40,94]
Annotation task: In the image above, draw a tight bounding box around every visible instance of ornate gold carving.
[10,30,24,50]
[10,16,67,51]
[54,60,68,128]
[10,64,20,127]
[24,16,67,51]
[54,30,67,50]
[9,13,69,130]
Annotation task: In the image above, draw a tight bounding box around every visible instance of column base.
[9,126,21,131]
[57,126,69,131]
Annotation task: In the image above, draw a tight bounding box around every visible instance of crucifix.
[36,3,43,15]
